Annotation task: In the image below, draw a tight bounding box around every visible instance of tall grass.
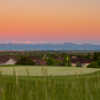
[0,71,100,100]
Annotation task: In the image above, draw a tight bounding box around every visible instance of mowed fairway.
[0,66,100,76]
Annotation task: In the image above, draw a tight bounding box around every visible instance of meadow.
[0,66,100,100]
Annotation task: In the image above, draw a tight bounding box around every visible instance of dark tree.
[16,56,35,65]
[87,61,99,68]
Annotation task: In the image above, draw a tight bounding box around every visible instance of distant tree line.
[16,54,72,66]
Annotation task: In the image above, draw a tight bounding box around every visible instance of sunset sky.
[0,0,100,44]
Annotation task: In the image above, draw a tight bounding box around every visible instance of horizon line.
[0,42,99,45]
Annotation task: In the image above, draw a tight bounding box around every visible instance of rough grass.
[0,71,100,100]
[0,66,100,100]
[0,66,100,76]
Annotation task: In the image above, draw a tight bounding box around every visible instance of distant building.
[4,58,16,65]
[0,56,17,65]
[71,57,92,67]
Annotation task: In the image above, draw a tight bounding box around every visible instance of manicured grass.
[0,66,100,76]
[0,66,100,100]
